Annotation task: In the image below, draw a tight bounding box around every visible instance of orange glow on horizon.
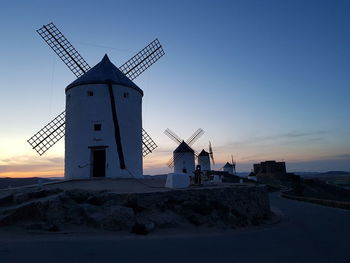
[0,170,64,178]
[1,150,347,178]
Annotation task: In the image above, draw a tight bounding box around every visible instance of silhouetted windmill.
[198,141,215,171]
[164,128,204,174]
[223,155,236,175]
[27,22,164,179]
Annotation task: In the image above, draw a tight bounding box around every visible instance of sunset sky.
[0,0,349,177]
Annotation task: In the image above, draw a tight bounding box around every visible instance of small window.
[88,91,94,96]
[123,92,129,98]
[94,124,102,131]
[67,94,71,100]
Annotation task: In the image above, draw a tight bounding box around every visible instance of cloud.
[325,154,350,160]
[216,130,327,150]
[283,131,326,138]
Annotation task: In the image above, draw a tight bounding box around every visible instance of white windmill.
[223,155,236,175]
[27,22,164,179]
[198,141,215,171]
[164,128,204,174]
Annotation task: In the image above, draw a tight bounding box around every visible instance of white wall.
[198,155,211,171]
[223,165,234,175]
[174,152,195,174]
[65,83,143,179]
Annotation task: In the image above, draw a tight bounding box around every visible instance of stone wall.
[0,185,270,234]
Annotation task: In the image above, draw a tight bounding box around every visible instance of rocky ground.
[0,181,270,235]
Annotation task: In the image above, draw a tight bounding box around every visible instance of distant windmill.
[223,155,236,175]
[164,128,204,174]
[198,141,215,171]
[27,22,165,179]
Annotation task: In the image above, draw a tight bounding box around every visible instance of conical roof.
[66,54,143,95]
[174,141,194,153]
[223,162,233,168]
[198,149,209,156]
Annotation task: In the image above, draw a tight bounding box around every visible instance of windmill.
[198,141,215,171]
[164,128,204,174]
[223,155,236,175]
[27,22,165,179]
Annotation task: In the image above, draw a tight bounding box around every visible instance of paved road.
[1,193,350,263]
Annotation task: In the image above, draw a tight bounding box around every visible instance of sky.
[0,0,349,177]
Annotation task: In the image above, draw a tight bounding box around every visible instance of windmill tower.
[223,162,234,175]
[173,142,195,174]
[223,156,236,175]
[27,23,164,179]
[198,141,215,171]
[164,128,204,174]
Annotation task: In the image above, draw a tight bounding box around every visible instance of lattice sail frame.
[27,111,66,156]
[119,39,165,80]
[142,129,157,157]
[186,128,204,147]
[164,128,182,144]
[37,23,91,77]
[29,22,164,156]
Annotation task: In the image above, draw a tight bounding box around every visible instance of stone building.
[253,161,286,177]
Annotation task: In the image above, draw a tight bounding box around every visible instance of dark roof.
[198,149,209,156]
[223,162,233,168]
[65,54,143,95]
[174,141,194,153]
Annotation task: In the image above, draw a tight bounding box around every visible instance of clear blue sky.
[0,0,349,177]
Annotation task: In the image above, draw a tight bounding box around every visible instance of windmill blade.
[211,155,215,166]
[27,111,66,156]
[142,128,157,157]
[186,128,204,146]
[164,128,182,145]
[37,22,91,77]
[208,141,213,154]
[119,39,165,80]
[209,142,215,165]
[166,156,176,168]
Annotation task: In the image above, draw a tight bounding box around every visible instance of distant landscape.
[294,171,350,178]
[1,171,349,190]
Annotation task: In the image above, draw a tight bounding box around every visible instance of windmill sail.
[142,129,158,157]
[119,39,165,80]
[186,128,204,146]
[29,23,164,156]
[164,128,183,145]
[37,22,91,77]
[27,111,66,156]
